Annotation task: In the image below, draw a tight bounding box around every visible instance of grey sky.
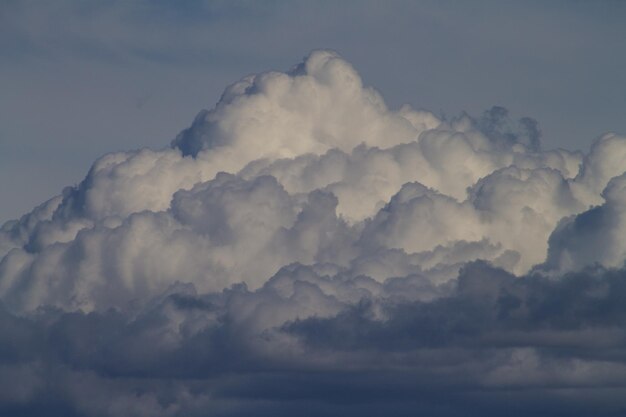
[2,0,626,223]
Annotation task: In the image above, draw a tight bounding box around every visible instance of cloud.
[3,50,626,415]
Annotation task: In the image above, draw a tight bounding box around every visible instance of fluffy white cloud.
[3,50,626,416]
[4,50,626,311]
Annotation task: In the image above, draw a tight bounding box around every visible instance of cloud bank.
[2,50,626,416]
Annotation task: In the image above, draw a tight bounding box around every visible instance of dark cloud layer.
[4,262,626,415]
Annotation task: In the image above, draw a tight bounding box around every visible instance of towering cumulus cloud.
[2,50,626,416]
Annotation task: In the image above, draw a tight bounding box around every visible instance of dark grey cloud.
[4,261,626,415]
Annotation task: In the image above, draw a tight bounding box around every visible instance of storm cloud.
[2,51,626,416]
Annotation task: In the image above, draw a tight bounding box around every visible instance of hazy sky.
[2,0,626,222]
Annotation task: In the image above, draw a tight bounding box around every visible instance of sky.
[2,0,626,222]
[4,2,626,416]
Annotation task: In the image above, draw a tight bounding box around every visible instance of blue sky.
[1,0,625,221]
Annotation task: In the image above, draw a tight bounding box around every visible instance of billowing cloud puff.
[173,50,439,159]
[3,51,626,416]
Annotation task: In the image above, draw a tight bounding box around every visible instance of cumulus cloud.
[2,50,626,416]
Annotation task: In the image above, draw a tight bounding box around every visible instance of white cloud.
[3,50,626,416]
[4,50,626,311]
